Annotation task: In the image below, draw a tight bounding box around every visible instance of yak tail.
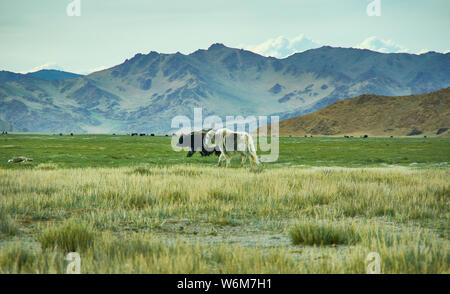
[246,134,260,165]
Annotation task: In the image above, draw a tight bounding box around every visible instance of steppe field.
[0,134,448,273]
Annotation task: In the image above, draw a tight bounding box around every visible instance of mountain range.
[0,69,83,83]
[260,87,449,137]
[0,44,449,133]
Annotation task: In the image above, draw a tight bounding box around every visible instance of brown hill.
[260,87,450,137]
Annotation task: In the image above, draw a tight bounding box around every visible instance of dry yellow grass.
[0,165,448,273]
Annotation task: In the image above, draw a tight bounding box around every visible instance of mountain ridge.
[260,87,450,137]
[0,69,83,82]
[26,69,83,81]
[0,44,449,133]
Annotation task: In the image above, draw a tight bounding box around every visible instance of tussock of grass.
[0,214,18,236]
[208,189,238,201]
[39,221,95,252]
[375,244,449,274]
[0,220,18,236]
[0,245,65,273]
[170,169,203,176]
[35,163,59,170]
[132,166,202,177]
[249,165,265,174]
[132,167,154,176]
[0,206,19,236]
[290,222,360,246]
[0,246,37,273]
[126,193,156,209]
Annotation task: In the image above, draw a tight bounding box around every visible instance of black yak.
[177,129,221,157]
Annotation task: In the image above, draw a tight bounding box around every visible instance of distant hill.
[25,69,83,81]
[261,87,450,137]
[0,69,82,83]
[0,45,449,133]
[0,71,28,83]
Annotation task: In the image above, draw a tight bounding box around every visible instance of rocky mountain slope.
[261,87,450,137]
[0,44,449,133]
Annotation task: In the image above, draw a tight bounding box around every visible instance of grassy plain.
[0,134,448,273]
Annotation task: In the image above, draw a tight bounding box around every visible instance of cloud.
[244,34,322,58]
[417,48,432,54]
[247,34,449,56]
[416,48,450,54]
[81,66,109,75]
[355,36,409,53]
[22,62,65,74]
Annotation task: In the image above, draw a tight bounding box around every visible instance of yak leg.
[241,154,247,167]
[249,151,259,166]
[222,153,231,168]
[218,153,226,167]
[226,158,231,168]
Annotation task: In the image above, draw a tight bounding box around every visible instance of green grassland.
[0,134,449,273]
[0,134,449,168]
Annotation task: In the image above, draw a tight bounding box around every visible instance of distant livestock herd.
[6,129,436,166]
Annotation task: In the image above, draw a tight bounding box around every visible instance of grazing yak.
[204,128,260,167]
[177,129,221,157]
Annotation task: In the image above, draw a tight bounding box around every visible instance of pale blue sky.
[1,0,449,74]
